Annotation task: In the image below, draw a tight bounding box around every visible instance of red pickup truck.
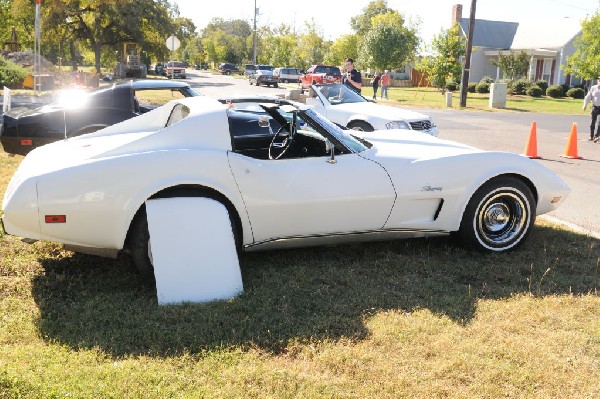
[299,65,342,89]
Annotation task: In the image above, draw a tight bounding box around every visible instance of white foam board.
[145,197,243,305]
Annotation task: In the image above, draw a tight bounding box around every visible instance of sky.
[172,0,599,45]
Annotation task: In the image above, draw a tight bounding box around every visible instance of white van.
[273,67,301,83]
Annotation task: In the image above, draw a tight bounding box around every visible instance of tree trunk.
[94,44,102,75]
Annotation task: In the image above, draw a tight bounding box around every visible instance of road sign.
[166,35,180,51]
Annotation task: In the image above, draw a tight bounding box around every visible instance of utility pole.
[252,0,258,64]
[459,0,477,108]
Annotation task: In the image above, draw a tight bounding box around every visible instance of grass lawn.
[1,152,599,398]
[382,87,586,115]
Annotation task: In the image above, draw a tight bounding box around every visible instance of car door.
[227,107,395,243]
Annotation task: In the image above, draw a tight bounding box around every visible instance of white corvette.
[305,83,439,136]
[1,96,569,278]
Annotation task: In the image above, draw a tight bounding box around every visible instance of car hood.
[331,101,433,122]
[355,129,480,163]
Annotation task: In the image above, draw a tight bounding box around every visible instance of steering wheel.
[268,124,294,160]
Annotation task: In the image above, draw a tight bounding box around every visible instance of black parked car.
[218,63,241,75]
[0,80,201,155]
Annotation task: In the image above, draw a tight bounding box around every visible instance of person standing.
[372,71,381,100]
[342,58,362,94]
[583,76,600,142]
[380,70,391,100]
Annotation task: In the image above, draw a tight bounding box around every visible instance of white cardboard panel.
[145,197,243,305]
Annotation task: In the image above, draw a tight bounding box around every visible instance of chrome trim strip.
[244,228,449,251]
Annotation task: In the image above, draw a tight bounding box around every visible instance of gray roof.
[459,17,582,50]
[459,18,519,49]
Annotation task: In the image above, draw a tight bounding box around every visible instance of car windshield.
[257,65,274,70]
[314,84,367,105]
[167,62,185,68]
[301,108,368,153]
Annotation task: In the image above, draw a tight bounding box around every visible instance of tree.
[11,0,176,73]
[350,0,394,36]
[259,24,299,67]
[295,19,329,68]
[360,11,418,71]
[565,14,600,80]
[201,18,251,64]
[492,51,529,81]
[324,34,358,66]
[417,24,465,93]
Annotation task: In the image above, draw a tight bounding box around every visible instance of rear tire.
[457,177,535,252]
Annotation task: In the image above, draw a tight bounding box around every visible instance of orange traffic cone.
[523,121,541,159]
[559,122,583,159]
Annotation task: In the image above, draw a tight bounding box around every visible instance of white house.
[454,4,583,86]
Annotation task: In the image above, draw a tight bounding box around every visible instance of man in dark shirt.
[342,58,362,94]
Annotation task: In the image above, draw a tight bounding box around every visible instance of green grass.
[382,87,586,114]
[1,152,600,398]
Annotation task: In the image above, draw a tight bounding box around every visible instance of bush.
[509,79,532,95]
[526,85,543,97]
[561,84,570,95]
[479,76,494,84]
[546,85,564,98]
[467,82,477,93]
[446,81,458,91]
[535,80,548,92]
[0,56,28,88]
[475,82,490,93]
[566,87,585,99]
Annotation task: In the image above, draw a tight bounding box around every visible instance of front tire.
[457,177,535,251]
[347,121,374,132]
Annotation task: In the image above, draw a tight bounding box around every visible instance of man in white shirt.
[583,77,600,142]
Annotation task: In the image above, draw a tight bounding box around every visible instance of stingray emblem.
[422,185,442,192]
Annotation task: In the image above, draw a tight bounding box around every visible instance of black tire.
[129,207,154,281]
[273,83,279,88]
[283,79,288,84]
[347,121,374,132]
[457,177,536,252]
[225,70,231,75]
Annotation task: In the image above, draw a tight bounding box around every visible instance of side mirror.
[258,115,270,128]
[324,138,336,164]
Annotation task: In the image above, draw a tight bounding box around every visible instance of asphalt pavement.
[3,70,599,235]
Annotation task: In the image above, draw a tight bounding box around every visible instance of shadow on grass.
[31,225,599,357]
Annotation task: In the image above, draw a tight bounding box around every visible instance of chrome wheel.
[458,178,535,252]
[475,191,527,248]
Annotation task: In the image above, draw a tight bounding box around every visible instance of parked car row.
[221,63,342,89]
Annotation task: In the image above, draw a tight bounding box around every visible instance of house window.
[542,59,553,83]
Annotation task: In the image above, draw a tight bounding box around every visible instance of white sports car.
[1,96,569,278]
[305,84,439,136]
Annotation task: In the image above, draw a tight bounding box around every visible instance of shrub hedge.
[467,82,477,93]
[509,79,531,95]
[546,85,564,98]
[566,87,585,99]
[476,82,490,94]
[0,56,28,88]
[527,85,543,97]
